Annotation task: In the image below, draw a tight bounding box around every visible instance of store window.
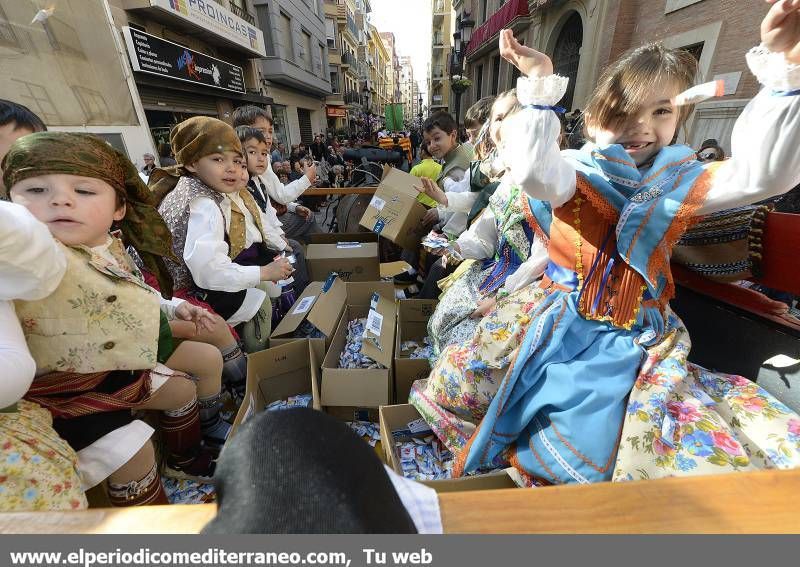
[271,105,291,147]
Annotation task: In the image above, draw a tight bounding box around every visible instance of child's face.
[9,173,124,248]
[244,138,269,175]
[293,161,302,172]
[423,126,456,159]
[251,117,273,151]
[239,163,250,188]
[587,80,681,167]
[0,122,34,164]
[490,95,518,148]
[466,126,481,144]
[279,173,289,183]
[186,151,245,194]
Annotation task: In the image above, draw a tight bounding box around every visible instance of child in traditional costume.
[152,117,294,356]
[0,201,86,512]
[4,132,226,504]
[416,90,552,357]
[454,6,800,485]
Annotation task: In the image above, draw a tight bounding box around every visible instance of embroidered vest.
[15,241,161,373]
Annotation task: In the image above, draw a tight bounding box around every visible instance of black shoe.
[393,271,418,285]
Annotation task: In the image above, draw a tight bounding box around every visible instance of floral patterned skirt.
[613,314,800,480]
[414,289,800,482]
[410,285,549,454]
[0,401,87,512]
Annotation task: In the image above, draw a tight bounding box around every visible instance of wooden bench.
[2,468,798,534]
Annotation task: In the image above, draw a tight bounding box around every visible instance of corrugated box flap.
[379,167,423,199]
[271,282,323,337]
[307,276,347,338]
[360,292,396,368]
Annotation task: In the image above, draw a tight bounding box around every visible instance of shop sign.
[327,106,347,118]
[123,27,246,94]
[149,0,266,57]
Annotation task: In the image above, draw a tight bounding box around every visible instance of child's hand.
[296,205,313,220]
[304,163,317,184]
[762,0,800,64]
[415,177,448,206]
[260,257,294,282]
[499,29,553,78]
[422,207,440,227]
[470,297,497,319]
[175,302,216,333]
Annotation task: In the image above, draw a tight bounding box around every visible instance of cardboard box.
[305,233,380,282]
[394,299,437,403]
[379,404,518,492]
[320,288,396,409]
[270,278,348,364]
[230,340,321,438]
[359,166,429,250]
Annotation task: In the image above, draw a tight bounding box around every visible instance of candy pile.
[395,435,453,481]
[163,477,216,505]
[421,232,463,262]
[338,318,384,369]
[400,337,434,360]
[346,421,381,447]
[266,393,313,412]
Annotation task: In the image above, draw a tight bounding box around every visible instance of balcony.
[433,0,448,17]
[466,0,530,56]
[228,1,255,26]
[340,51,352,68]
[433,32,444,46]
[344,90,363,105]
[431,64,447,80]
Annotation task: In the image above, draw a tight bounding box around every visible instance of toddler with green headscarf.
[3,132,230,506]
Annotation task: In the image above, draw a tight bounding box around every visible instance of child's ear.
[184,162,198,173]
[113,202,126,222]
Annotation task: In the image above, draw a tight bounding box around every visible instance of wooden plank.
[302,187,377,196]
[3,469,799,533]
[438,468,800,533]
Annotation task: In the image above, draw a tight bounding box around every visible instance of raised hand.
[415,177,448,206]
[304,162,317,184]
[762,0,800,64]
[499,29,553,78]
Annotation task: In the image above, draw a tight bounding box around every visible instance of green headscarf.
[149,116,242,201]
[1,132,178,297]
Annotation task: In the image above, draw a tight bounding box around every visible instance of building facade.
[429,0,454,113]
[456,0,767,152]
[252,0,331,146]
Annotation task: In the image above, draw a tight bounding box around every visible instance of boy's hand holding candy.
[260,257,294,282]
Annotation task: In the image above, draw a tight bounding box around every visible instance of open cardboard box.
[379,403,518,492]
[359,166,429,250]
[229,339,321,438]
[320,285,396,415]
[394,299,437,403]
[305,233,380,282]
[270,278,348,364]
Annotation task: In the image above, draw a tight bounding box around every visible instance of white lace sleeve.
[745,44,800,92]
[699,46,800,214]
[515,74,570,106]
[500,75,577,207]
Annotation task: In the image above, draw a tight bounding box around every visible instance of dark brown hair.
[583,42,698,140]
[423,111,457,135]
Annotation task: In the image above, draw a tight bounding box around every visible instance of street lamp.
[450,14,476,132]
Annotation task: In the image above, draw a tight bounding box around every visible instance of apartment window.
[255,5,276,56]
[481,0,489,24]
[318,42,325,73]
[475,64,484,98]
[280,13,294,60]
[330,69,341,93]
[301,31,313,70]
[325,18,336,49]
[491,55,500,95]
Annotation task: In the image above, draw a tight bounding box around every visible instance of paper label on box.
[370,196,386,211]
[336,242,363,249]
[373,219,385,234]
[369,292,380,310]
[292,295,316,315]
[365,309,383,340]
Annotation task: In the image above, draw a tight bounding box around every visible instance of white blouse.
[501,44,800,216]
[456,179,550,294]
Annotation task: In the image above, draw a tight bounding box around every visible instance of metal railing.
[344,90,363,104]
[229,1,255,25]
[434,0,447,15]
